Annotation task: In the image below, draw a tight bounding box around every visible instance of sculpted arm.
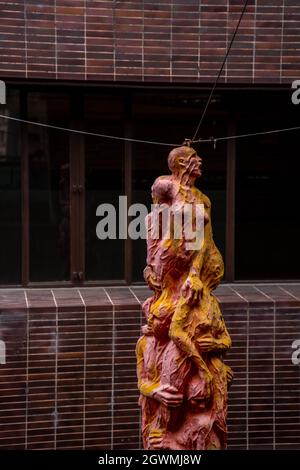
[197,322,232,353]
[136,336,159,398]
[169,301,212,381]
[217,324,232,350]
[136,336,183,407]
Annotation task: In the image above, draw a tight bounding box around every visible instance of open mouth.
[192,165,201,174]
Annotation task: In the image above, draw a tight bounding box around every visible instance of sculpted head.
[168,146,202,180]
[151,178,173,205]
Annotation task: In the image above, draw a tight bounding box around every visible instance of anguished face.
[186,150,202,178]
[168,146,202,179]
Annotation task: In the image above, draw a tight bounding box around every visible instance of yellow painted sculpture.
[136,146,233,450]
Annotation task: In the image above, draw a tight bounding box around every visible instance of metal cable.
[0,113,178,147]
[192,0,250,141]
[1,113,300,148]
[193,125,300,145]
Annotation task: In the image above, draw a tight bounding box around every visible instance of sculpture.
[136,146,233,450]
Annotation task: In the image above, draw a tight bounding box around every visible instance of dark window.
[0,86,298,285]
[0,90,21,284]
[28,93,70,282]
[236,114,300,280]
[84,94,125,280]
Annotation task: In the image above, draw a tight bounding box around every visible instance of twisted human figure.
[136,146,233,450]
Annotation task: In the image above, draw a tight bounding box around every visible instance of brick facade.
[1,0,300,453]
[0,0,300,84]
[0,285,300,449]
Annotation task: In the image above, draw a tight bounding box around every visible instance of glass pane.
[235,96,300,279]
[28,93,70,282]
[132,92,227,281]
[0,89,21,284]
[85,94,124,280]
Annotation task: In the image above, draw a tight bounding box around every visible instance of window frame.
[2,82,296,287]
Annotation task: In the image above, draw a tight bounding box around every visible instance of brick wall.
[0,285,299,449]
[0,0,300,84]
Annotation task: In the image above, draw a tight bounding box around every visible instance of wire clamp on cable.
[210,137,217,150]
[183,138,192,147]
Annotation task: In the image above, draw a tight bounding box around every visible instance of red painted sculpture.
[136,146,233,450]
